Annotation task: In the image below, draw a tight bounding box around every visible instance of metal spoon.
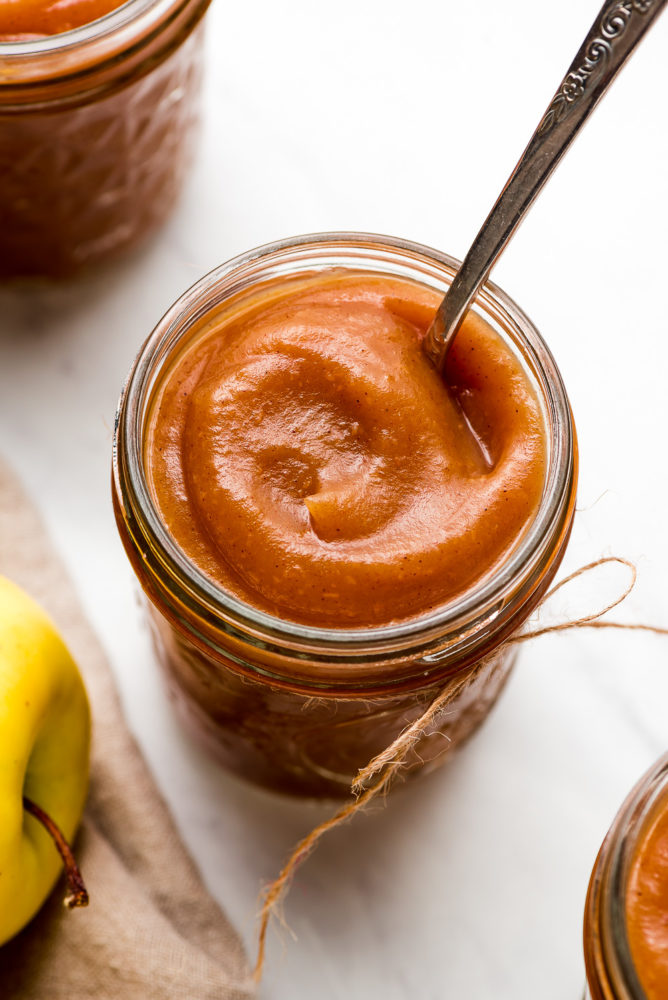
[423,0,667,372]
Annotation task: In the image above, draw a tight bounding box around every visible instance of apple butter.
[145,271,547,627]
[113,235,577,796]
[0,0,126,39]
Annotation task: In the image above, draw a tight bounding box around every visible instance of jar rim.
[113,231,577,660]
[0,0,198,79]
[589,753,668,1000]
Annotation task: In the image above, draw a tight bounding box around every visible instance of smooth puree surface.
[0,0,126,39]
[145,272,547,627]
[626,798,668,999]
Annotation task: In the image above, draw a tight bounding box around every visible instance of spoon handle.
[424,0,667,371]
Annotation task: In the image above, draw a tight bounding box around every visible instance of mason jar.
[584,753,668,1000]
[0,0,210,277]
[112,232,577,798]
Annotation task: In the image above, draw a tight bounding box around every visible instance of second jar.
[0,0,211,278]
[584,753,668,1000]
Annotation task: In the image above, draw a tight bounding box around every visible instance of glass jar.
[584,754,668,1000]
[0,0,210,278]
[112,232,578,798]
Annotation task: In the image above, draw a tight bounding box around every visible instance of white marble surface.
[2,1,668,996]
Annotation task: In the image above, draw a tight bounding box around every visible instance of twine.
[253,556,668,981]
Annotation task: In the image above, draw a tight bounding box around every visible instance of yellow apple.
[0,575,90,946]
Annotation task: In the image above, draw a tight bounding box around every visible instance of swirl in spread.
[145,272,547,627]
[0,0,125,39]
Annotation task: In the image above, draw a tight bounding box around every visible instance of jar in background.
[0,0,210,278]
[112,232,577,798]
[584,754,668,1000]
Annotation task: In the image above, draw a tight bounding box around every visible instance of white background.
[2,1,668,996]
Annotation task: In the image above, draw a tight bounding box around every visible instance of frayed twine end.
[253,555,667,981]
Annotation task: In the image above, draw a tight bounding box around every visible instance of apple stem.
[22,796,89,909]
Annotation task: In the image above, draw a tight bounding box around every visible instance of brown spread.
[145,271,547,627]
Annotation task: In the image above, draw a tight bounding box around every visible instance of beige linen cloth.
[0,458,255,1000]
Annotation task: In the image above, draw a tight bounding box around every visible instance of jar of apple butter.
[112,232,577,797]
[584,754,668,1000]
[0,0,210,277]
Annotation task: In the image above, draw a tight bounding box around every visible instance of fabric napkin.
[0,458,255,1000]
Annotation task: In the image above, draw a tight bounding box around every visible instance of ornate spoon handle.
[424,0,667,372]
